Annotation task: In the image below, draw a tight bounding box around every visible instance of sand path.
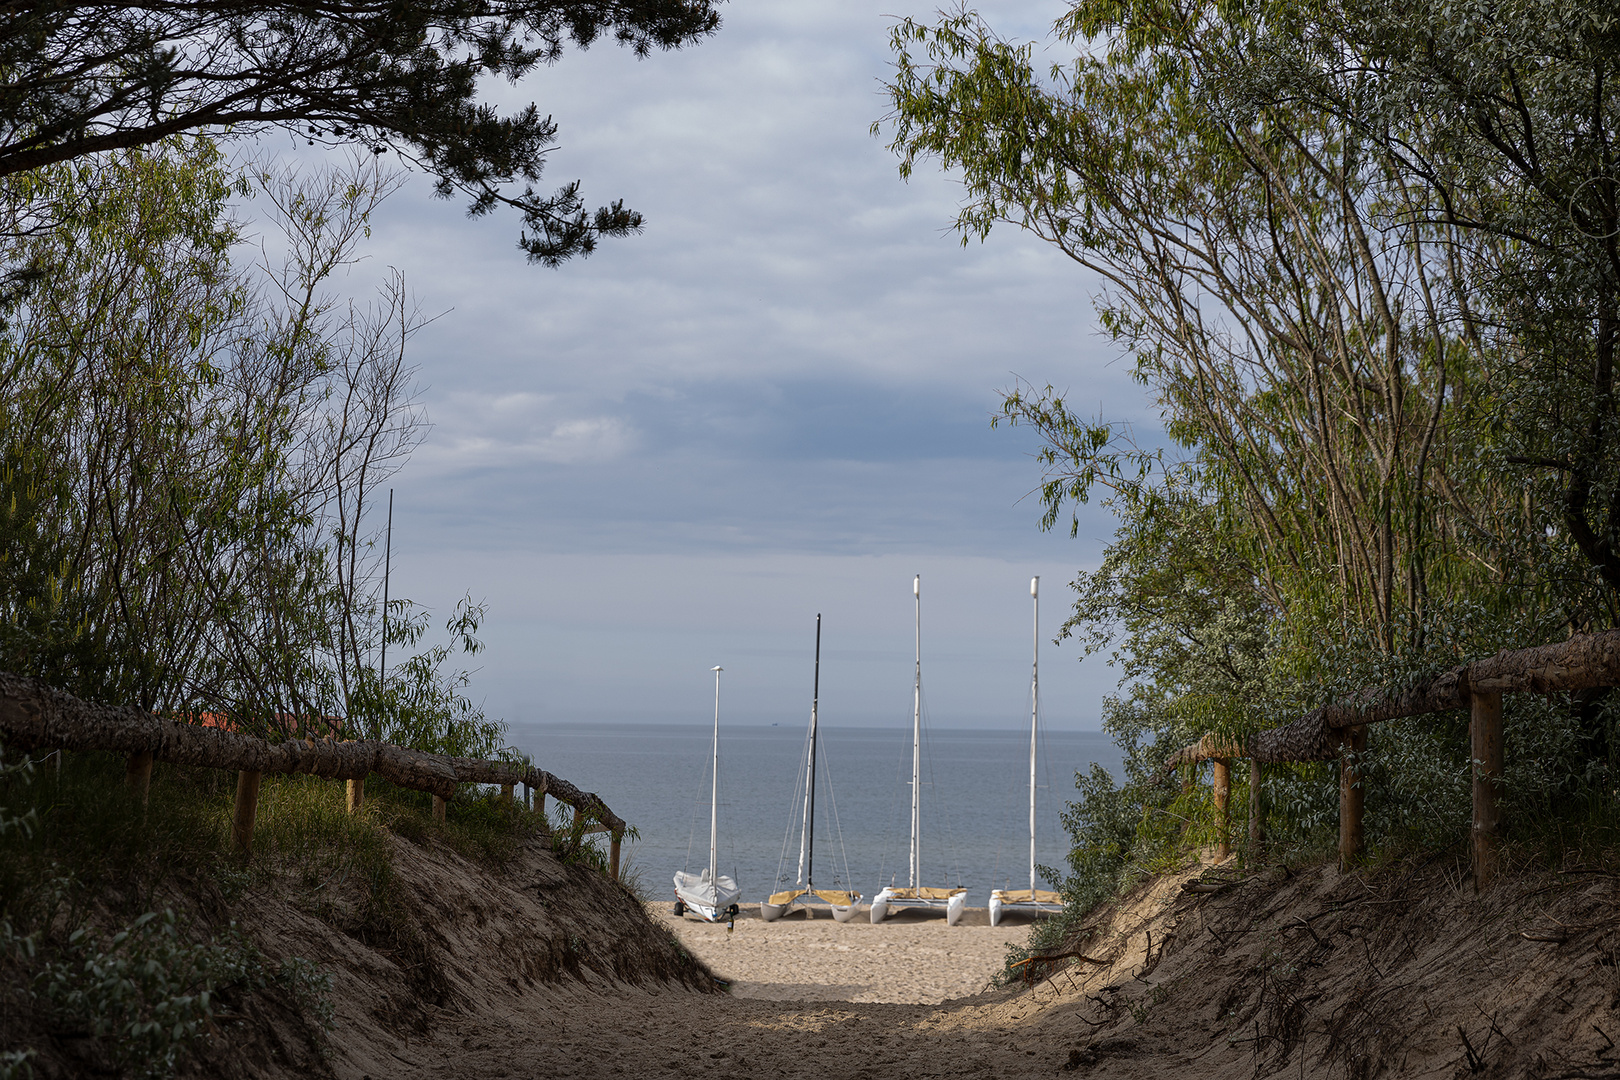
[650,902,1037,1004]
[368,905,1062,1080]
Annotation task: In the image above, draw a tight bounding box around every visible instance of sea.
[505,722,1124,907]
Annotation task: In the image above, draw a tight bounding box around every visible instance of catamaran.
[762,615,861,923]
[989,577,1063,926]
[870,575,969,926]
[673,665,742,922]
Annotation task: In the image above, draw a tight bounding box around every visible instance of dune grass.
[0,747,552,932]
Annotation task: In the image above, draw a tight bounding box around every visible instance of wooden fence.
[1161,630,1620,888]
[0,672,627,881]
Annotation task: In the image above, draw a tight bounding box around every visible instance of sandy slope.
[345,849,1620,1080]
[113,828,1619,1080]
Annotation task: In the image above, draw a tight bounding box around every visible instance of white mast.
[710,666,722,885]
[911,574,921,891]
[1029,576,1039,894]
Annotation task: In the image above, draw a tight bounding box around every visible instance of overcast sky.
[298,0,1152,730]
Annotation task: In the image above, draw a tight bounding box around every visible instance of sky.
[288,0,1155,731]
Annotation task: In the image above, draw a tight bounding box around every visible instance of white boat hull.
[987,889,1064,927]
[673,870,741,922]
[761,890,860,923]
[870,887,967,926]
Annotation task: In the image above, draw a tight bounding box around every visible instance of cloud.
[415,391,639,471]
[266,0,1158,728]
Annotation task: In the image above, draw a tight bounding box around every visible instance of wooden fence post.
[432,794,447,823]
[1471,689,1504,890]
[1212,759,1231,859]
[1248,758,1266,861]
[346,777,365,814]
[126,750,153,806]
[610,829,623,883]
[1339,725,1367,869]
[232,770,261,856]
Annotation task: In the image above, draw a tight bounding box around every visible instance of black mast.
[807,614,820,889]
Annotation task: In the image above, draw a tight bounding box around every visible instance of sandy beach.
[649,902,1047,1004]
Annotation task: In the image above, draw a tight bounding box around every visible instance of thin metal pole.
[797,616,821,888]
[1030,575,1039,895]
[911,575,921,891]
[379,488,393,722]
[710,666,722,885]
[807,616,820,889]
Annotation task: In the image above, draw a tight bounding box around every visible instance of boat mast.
[911,575,921,891]
[710,666,722,886]
[798,615,821,888]
[1030,577,1039,895]
[807,616,821,888]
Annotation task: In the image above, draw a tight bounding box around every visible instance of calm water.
[506,722,1123,906]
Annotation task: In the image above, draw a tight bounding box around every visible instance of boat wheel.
[672,901,685,916]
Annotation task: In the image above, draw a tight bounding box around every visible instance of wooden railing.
[1161,631,1620,888]
[0,671,627,881]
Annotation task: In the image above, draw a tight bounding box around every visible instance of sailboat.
[673,666,742,922]
[989,577,1064,927]
[870,575,969,926]
[761,615,861,923]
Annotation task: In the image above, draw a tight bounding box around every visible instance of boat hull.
[988,889,1064,927]
[674,870,741,922]
[760,889,860,923]
[870,887,968,926]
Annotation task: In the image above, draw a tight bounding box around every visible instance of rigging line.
[917,682,964,886]
[774,720,812,887]
[683,729,711,874]
[877,724,909,888]
[715,726,739,881]
[816,729,854,890]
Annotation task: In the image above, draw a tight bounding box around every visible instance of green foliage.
[30,911,259,1079]
[0,137,516,767]
[2,905,333,1080]
[879,0,1620,940]
[0,747,339,1079]
[356,595,513,760]
[275,957,335,1033]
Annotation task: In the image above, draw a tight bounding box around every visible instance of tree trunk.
[233,770,261,855]
[126,749,153,805]
[1212,759,1231,860]
[1339,725,1366,869]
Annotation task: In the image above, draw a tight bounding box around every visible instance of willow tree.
[0,142,501,754]
[878,0,1620,881]
[880,1,1595,697]
[1233,0,1620,617]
